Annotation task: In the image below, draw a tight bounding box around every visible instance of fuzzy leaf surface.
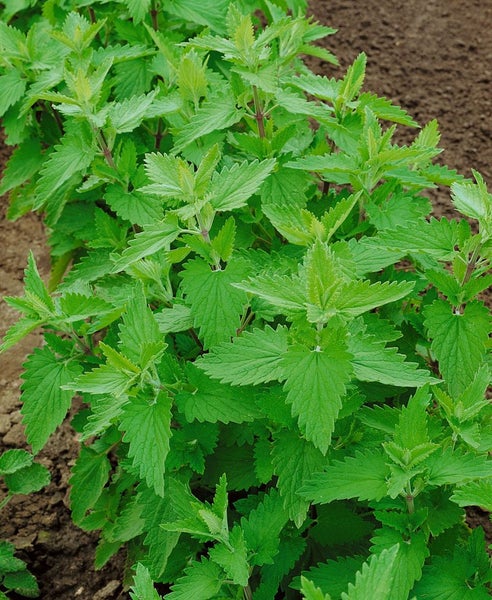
[181,258,247,348]
[370,529,429,600]
[119,392,172,496]
[210,158,275,211]
[341,545,399,600]
[300,450,389,503]
[70,446,111,524]
[424,299,490,396]
[176,364,262,424]
[21,347,82,453]
[111,215,181,272]
[450,479,492,512]
[167,558,225,599]
[283,343,352,454]
[348,330,437,387]
[196,325,288,385]
[272,430,326,526]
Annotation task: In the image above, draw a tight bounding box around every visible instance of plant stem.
[252,85,266,138]
[405,483,415,514]
[151,1,159,31]
[155,118,164,150]
[461,243,482,287]
[243,584,253,600]
[0,493,12,511]
[94,127,117,170]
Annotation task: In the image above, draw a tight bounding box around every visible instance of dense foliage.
[1,1,491,598]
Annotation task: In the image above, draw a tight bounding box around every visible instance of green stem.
[460,243,482,287]
[252,85,266,138]
[94,127,116,170]
[151,1,159,31]
[405,483,415,514]
[0,493,12,511]
[155,118,164,150]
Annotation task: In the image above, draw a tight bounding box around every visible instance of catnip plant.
[0,1,491,598]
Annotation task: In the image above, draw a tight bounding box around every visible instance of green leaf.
[142,152,184,197]
[300,450,389,503]
[358,93,418,127]
[23,251,54,314]
[0,541,26,574]
[378,218,459,260]
[425,448,492,486]
[348,330,437,387]
[451,171,492,222]
[70,361,137,397]
[122,0,152,23]
[241,489,289,566]
[104,186,162,226]
[209,527,249,586]
[451,478,492,512]
[341,545,399,600]
[167,558,225,600]
[370,529,429,600]
[173,90,243,152]
[339,53,366,103]
[210,216,236,263]
[299,556,365,600]
[165,0,230,33]
[0,449,33,475]
[271,430,326,527]
[181,257,247,349]
[413,528,492,600]
[21,346,83,453]
[4,462,50,495]
[59,293,115,322]
[0,69,26,117]
[424,299,490,396]
[35,127,95,210]
[255,534,307,600]
[197,325,288,385]
[0,139,44,195]
[2,570,39,597]
[234,272,305,314]
[155,304,193,334]
[176,364,262,424]
[282,342,353,454]
[109,495,145,543]
[0,316,44,353]
[335,280,414,317]
[111,215,181,272]
[118,286,165,367]
[210,158,276,211]
[0,21,26,58]
[130,563,162,600]
[138,485,181,580]
[119,391,172,496]
[109,90,157,133]
[69,446,111,524]
[300,576,332,600]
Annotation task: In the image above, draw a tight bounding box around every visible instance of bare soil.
[1,1,491,598]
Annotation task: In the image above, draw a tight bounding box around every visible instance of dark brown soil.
[1,1,491,598]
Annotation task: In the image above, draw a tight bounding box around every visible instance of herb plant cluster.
[1,1,491,598]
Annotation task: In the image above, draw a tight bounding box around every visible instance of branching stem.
[94,127,117,170]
